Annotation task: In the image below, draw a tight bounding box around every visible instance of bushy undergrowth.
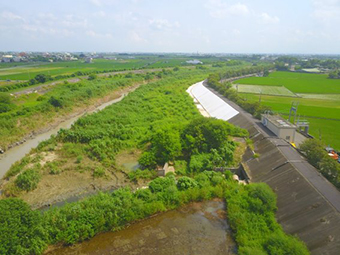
[300,139,340,189]
[0,172,309,255]
[226,182,309,255]
[0,74,142,149]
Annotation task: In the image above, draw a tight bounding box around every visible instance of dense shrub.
[300,139,340,189]
[0,171,309,255]
[225,182,309,254]
[15,169,41,191]
[177,176,198,190]
[0,198,47,255]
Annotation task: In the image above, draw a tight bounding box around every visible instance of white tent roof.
[189,81,239,121]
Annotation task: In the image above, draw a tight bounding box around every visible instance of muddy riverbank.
[46,199,236,255]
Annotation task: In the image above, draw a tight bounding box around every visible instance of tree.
[151,128,182,164]
[48,96,63,108]
[0,92,14,113]
[0,92,11,104]
[177,176,198,190]
[139,151,157,169]
[0,198,47,255]
[264,232,309,255]
[247,183,277,213]
[88,73,97,80]
[149,175,176,193]
[34,74,51,83]
[15,169,41,191]
[299,139,326,167]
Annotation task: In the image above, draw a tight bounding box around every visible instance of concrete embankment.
[191,81,340,255]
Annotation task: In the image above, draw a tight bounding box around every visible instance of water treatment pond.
[46,200,236,255]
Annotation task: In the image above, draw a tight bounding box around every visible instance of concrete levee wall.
[229,114,340,255]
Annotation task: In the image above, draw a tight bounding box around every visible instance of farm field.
[237,71,340,94]
[0,57,221,81]
[240,93,340,149]
[232,84,297,97]
[0,59,150,80]
[297,93,340,100]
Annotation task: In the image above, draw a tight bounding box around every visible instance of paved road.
[204,82,340,213]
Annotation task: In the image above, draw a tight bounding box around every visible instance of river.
[0,94,126,178]
[46,200,236,255]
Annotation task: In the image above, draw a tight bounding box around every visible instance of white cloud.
[93,11,106,17]
[86,30,113,38]
[89,0,118,7]
[259,12,279,24]
[129,31,147,43]
[312,0,340,23]
[1,11,25,22]
[90,0,103,6]
[149,19,180,31]
[207,0,249,19]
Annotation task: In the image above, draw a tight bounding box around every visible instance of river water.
[46,200,236,255]
[0,95,125,178]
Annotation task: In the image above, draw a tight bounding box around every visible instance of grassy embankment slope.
[0,66,309,255]
[237,71,340,149]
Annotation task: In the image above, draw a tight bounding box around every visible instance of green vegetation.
[299,139,340,189]
[226,182,309,255]
[328,69,340,79]
[229,71,340,149]
[0,198,47,255]
[233,84,297,97]
[4,66,247,186]
[0,74,145,149]
[0,56,239,83]
[0,92,15,113]
[0,62,309,255]
[0,172,309,255]
[15,169,41,191]
[139,117,247,170]
[238,71,340,94]
[239,93,340,149]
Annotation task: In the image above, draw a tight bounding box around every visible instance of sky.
[1,0,340,54]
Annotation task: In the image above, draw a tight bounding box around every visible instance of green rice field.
[235,71,340,149]
[238,71,340,94]
[297,93,340,100]
[0,57,220,81]
[232,84,297,97]
[240,93,340,149]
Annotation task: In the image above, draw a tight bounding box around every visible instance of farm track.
[278,112,340,121]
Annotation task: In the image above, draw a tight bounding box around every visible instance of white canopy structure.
[187,81,239,121]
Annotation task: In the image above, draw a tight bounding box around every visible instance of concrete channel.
[189,81,340,255]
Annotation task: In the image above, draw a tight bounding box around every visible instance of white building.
[85,57,93,63]
[261,114,296,143]
[186,59,203,65]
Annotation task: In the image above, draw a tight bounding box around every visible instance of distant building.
[85,57,93,63]
[2,55,13,63]
[186,59,203,65]
[13,57,22,62]
[261,114,296,143]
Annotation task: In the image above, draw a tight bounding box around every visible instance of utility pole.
[259,88,262,103]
